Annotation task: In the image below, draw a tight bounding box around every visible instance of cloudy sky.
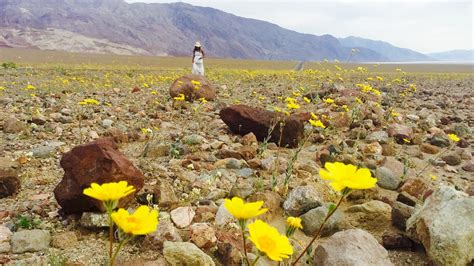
[125,0,473,53]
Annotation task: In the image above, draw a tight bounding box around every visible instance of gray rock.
[462,162,474,172]
[261,156,275,171]
[429,136,450,148]
[406,186,474,265]
[214,158,246,169]
[381,157,405,179]
[441,153,462,166]
[170,206,195,228]
[51,232,78,249]
[101,119,114,128]
[0,225,12,253]
[3,117,26,133]
[163,241,215,266]
[347,200,391,214]
[301,205,343,236]
[58,115,73,124]
[145,142,170,158]
[230,182,255,199]
[376,167,402,190]
[60,108,72,116]
[215,203,234,226]
[144,220,182,251]
[283,186,322,216]
[313,229,393,266]
[190,223,217,248]
[158,180,179,207]
[295,158,319,175]
[406,114,420,121]
[79,212,109,228]
[183,134,206,145]
[236,168,254,178]
[30,145,56,158]
[392,201,414,231]
[366,131,389,144]
[11,229,51,253]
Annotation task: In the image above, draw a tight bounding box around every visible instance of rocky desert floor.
[0,64,473,265]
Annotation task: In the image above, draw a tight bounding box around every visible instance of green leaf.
[327,203,336,214]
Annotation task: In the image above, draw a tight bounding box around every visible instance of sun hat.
[195,41,202,47]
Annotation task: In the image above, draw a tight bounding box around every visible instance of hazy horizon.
[125,0,473,54]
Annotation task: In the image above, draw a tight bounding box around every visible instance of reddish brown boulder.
[399,177,431,200]
[54,137,144,214]
[169,74,216,102]
[219,105,309,148]
[0,160,20,198]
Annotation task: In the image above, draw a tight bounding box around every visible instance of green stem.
[109,239,126,266]
[251,254,261,266]
[239,220,251,266]
[108,214,113,259]
[292,190,347,265]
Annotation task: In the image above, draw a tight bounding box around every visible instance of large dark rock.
[219,105,309,148]
[54,138,144,214]
[0,158,20,198]
[169,74,216,102]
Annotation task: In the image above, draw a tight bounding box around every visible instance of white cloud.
[125,0,473,53]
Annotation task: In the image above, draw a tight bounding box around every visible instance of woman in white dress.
[192,42,205,75]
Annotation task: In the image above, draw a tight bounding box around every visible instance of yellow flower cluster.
[224,197,294,262]
[78,98,100,105]
[285,97,300,110]
[448,133,460,142]
[83,181,135,202]
[224,197,267,220]
[248,220,294,261]
[173,93,185,101]
[319,162,377,192]
[112,206,158,235]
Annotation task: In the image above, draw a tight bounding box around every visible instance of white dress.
[192,51,205,75]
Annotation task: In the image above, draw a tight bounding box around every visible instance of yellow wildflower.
[311,112,318,120]
[111,205,158,235]
[78,98,100,105]
[448,134,460,142]
[292,91,301,97]
[224,197,267,220]
[286,102,300,110]
[25,84,36,90]
[285,97,297,103]
[319,162,377,192]
[141,128,152,135]
[303,97,311,103]
[199,97,207,104]
[248,220,293,261]
[274,107,282,113]
[173,93,185,101]
[83,181,136,202]
[323,98,334,104]
[286,217,302,230]
[430,174,437,181]
[309,119,326,129]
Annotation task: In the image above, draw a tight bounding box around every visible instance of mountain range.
[0,0,471,62]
